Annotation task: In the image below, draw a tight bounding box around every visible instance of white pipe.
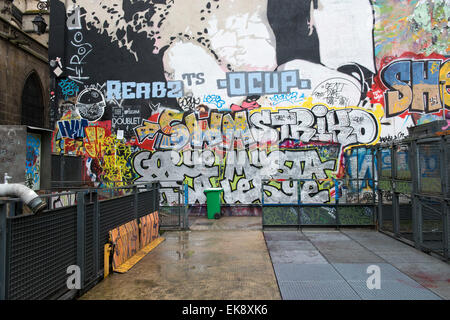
[0,183,46,214]
[4,173,12,184]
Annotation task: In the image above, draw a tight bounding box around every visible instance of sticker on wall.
[75,88,106,121]
[312,78,362,108]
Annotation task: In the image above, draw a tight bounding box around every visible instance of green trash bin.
[204,188,223,219]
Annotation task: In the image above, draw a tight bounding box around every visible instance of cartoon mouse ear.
[337,63,375,101]
[245,95,260,102]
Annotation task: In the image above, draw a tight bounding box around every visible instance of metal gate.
[377,133,449,260]
[0,183,159,300]
[261,146,377,228]
[262,177,377,228]
[158,180,188,230]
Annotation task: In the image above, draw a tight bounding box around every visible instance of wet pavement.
[80,221,280,300]
[266,228,450,300]
[80,217,450,300]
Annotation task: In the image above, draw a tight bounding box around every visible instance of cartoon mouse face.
[76,88,106,121]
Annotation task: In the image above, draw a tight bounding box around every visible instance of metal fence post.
[392,190,400,237]
[442,200,449,260]
[375,146,382,229]
[417,199,424,248]
[445,137,450,260]
[334,178,340,227]
[411,140,421,248]
[261,180,265,227]
[392,145,400,236]
[0,202,8,300]
[133,185,138,219]
[297,179,301,228]
[92,191,100,277]
[76,191,86,291]
[372,147,377,226]
[391,144,399,237]
[177,186,181,228]
[440,136,447,196]
[184,182,189,230]
[154,181,160,212]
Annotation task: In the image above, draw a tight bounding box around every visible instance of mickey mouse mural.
[75,88,106,122]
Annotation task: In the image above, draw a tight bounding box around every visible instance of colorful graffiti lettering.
[25,134,41,190]
[48,0,449,209]
[217,71,311,97]
[380,58,448,117]
[371,53,449,124]
[106,80,184,99]
[57,119,89,139]
[131,103,380,151]
[203,95,226,109]
[270,92,305,106]
[58,78,80,100]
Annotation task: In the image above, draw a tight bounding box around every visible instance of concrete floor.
[80,217,450,300]
[266,228,450,300]
[80,219,280,300]
[341,229,450,299]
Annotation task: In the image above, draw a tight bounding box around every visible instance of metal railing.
[158,180,189,230]
[261,178,377,228]
[376,132,449,260]
[43,180,189,229]
[0,182,160,300]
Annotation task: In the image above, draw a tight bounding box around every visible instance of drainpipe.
[0,173,47,214]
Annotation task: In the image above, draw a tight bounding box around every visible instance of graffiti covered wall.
[49,0,449,205]
[25,133,42,190]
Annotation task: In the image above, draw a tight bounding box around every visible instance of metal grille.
[159,185,186,229]
[380,148,392,178]
[159,206,182,228]
[380,191,393,233]
[262,178,376,228]
[301,206,336,225]
[51,155,83,188]
[1,184,161,300]
[84,203,95,286]
[447,139,450,196]
[159,187,180,206]
[418,143,442,194]
[7,206,77,300]
[395,144,411,180]
[398,195,413,241]
[137,189,156,218]
[338,206,374,225]
[420,199,443,253]
[376,133,449,261]
[98,196,135,272]
[263,206,299,226]
[51,155,62,182]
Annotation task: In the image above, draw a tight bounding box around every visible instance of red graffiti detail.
[230,100,261,112]
[371,52,449,121]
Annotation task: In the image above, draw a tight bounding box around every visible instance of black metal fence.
[0,183,159,300]
[158,181,189,230]
[51,155,83,188]
[376,133,449,260]
[262,177,377,228]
